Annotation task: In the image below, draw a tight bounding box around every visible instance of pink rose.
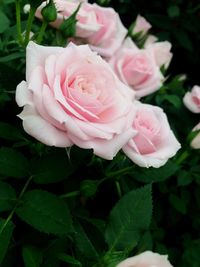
[145,41,173,69]
[85,4,127,58]
[191,122,200,149]
[16,42,136,160]
[183,85,200,113]
[116,251,173,267]
[123,101,181,168]
[36,1,127,58]
[132,15,151,36]
[36,1,101,38]
[109,38,164,99]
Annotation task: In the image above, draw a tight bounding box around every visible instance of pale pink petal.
[16,81,33,107]
[69,127,136,160]
[26,41,64,81]
[18,105,72,147]
[183,91,200,113]
[54,75,86,121]
[133,15,152,35]
[116,251,173,267]
[146,41,173,68]
[191,123,200,149]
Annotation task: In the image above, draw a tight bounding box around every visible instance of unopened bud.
[23,4,31,14]
[80,180,99,198]
[41,0,57,22]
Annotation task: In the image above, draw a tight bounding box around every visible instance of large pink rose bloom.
[183,85,200,113]
[36,0,127,58]
[116,251,173,267]
[123,101,181,168]
[16,42,136,160]
[109,38,164,99]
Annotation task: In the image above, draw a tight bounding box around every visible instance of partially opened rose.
[36,0,127,58]
[116,251,173,267]
[183,85,200,113]
[191,122,200,149]
[123,101,181,168]
[109,38,164,98]
[144,40,173,69]
[132,15,151,36]
[16,42,136,159]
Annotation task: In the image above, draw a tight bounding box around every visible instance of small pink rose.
[191,122,200,149]
[16,42,136,160]
[145,41,173,69]
[133,15,151,36]
[109,38,164,99]
[116,251,173,267]
[86,4,127,58]
[36,1,127,58]
[183,85,200,113]
[123,101,181,168]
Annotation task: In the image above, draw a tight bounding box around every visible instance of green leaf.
[103,251,126,267]
[167,5,180,18]
[80,180,99,197]
[16,190,73,236]
[174,29,193,51]
[0,52,25,63]
[0,10,10,34]
[22,246,43,267]
[105,185,152,252]
[74,221,99,260]
[161,95,182,109]
[0,147,30,178]
[57,253,81,266]
[182,240,200,267]
[136,231,153,252]
[42,238,68,267]
[177,170,193,186]
[169,193,187,214]
[133,160,180,183]
[32,152,74,184]
[147,15,172,30]
[0,181,16,212]
[0,122,24,141]
[0,219,14,264]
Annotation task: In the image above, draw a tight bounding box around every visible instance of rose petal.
[69,127,136,159]
[16,81,33,107]
[18,105,72,147]
[26,41,64,81]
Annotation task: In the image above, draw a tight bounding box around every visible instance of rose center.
[192,96,200,106]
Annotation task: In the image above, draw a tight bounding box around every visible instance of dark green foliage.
[0,147,30,178]
[22,246,43,267]
[0,219,15,264]
[105,185,152,252]
[16,190,73,235]
[0,181,16,212]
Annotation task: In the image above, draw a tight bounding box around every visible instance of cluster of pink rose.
[16,0,181,169]
[183,85,200,149]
